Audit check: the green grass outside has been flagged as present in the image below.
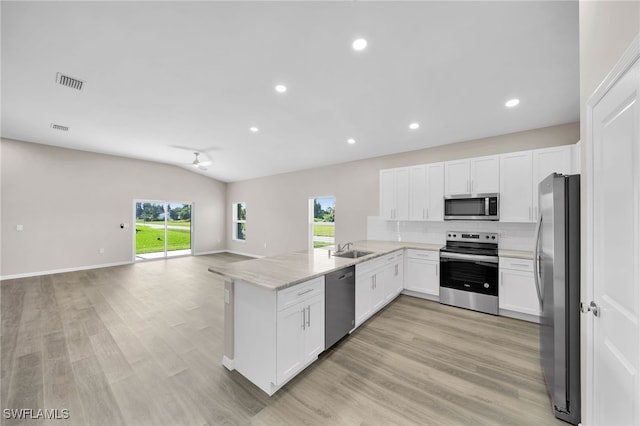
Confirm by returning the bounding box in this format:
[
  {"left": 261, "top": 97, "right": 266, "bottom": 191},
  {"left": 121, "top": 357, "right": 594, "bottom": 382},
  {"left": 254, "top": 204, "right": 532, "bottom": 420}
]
[
  {"left": 136, "top": 220, "right": 191, "bottom": 228},
  {"left": 313, "top": 224, "right": 335, "bottom": 237},
  {"left": 313, "top": 241, "right": 333, "bottom": 248},
  {"left": 136, "top": 226, "right": 191, "bottom": 254}
]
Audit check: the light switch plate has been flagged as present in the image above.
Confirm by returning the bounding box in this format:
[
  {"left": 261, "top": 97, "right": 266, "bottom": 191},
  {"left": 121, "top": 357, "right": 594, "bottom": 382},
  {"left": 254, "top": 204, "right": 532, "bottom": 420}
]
[{"left": 16, "top": 224, "right": 23, "bottom": 231}]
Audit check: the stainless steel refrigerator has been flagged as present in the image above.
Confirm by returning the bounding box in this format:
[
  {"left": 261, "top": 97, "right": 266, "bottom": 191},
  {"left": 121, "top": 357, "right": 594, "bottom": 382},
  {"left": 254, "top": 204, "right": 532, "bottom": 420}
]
[{"left": 534, "top": 173, "right": 581, "bottom": 425}]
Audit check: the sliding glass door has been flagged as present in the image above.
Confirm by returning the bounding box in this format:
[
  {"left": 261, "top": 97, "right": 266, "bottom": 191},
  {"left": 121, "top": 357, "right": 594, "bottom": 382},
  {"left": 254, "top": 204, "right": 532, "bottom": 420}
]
[{"left": 135, "top": 201, "right": 192, "bottom": 260}]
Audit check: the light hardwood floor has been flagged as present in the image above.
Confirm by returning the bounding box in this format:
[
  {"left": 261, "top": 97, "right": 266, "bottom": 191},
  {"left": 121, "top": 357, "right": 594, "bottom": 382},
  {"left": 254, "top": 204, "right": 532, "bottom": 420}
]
[{"left": 1, "top": 254, "right": 564, "bottom": 425}]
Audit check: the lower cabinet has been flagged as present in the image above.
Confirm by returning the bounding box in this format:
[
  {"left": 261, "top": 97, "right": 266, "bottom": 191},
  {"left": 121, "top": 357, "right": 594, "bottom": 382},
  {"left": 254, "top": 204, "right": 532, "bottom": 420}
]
[
  {"left": 355, "top": 251, "right": 403, "bottom": 327},
  {"left": 404, "top": 249, "right": 439, "bottom": 296},
  {"left": 499, "top": 257, "right": 540, "bottom": 320},
  {"left": 233, "top": 276, "right": 325, "bottom": 395},
  {"left": 276, "top": 292, "right": 324, "bottom": 385}
]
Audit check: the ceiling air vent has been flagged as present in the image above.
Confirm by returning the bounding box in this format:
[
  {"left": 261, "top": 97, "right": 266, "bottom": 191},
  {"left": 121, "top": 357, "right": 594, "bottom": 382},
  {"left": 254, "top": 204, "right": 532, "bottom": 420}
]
[
  {"left": 50, "top": 123, "right": 69, "bottom": 131},
  {"left": 56, "top": 72, "right": 84, "bottom": 91}
]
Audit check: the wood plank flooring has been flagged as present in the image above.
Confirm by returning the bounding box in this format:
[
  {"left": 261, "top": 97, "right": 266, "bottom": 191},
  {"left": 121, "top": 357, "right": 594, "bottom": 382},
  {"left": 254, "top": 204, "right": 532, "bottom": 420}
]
[{"left": 1, "top": 253, "right": 564, "bottom": 425}]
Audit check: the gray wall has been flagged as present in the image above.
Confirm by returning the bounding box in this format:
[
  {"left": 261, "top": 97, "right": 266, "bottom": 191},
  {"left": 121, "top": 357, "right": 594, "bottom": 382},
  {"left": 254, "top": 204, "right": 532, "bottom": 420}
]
[
  {"left": 226, "top": 122, "right": 579, "bottom": 257},
  {"left": 1, "top": 138, "right": 227, "bottom": 278}
]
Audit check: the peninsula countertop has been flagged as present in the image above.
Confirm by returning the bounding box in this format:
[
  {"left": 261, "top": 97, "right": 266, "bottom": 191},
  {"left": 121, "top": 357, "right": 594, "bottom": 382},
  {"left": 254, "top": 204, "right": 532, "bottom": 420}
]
[{"left": 208, "top": 240, "right": 442, "bottom": 291}]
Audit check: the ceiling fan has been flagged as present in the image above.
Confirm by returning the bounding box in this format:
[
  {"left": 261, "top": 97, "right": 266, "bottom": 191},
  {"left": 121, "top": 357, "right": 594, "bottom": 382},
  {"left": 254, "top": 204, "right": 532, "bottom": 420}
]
[{"left": 191, "top": 152, "right": 211, "bottom": 171}]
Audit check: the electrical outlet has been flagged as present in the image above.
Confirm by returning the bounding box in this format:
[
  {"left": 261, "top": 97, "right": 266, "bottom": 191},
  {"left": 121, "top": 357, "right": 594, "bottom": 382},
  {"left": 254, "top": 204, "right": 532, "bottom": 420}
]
[{"left": 16, "top": 224, "right": 23, "bottom": 231}]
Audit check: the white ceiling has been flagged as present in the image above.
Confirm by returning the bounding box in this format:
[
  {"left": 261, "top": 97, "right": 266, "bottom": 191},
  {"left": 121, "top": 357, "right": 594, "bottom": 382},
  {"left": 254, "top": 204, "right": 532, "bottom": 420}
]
[{"left": 1, "top": 1, "right": 579, "bottom": 183}]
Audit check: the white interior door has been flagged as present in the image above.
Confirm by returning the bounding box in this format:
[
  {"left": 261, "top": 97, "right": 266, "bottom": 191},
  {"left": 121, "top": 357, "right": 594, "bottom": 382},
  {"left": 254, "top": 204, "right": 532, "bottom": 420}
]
[{"left": 589, "top": 56, "right": 640, "bottom": 425}]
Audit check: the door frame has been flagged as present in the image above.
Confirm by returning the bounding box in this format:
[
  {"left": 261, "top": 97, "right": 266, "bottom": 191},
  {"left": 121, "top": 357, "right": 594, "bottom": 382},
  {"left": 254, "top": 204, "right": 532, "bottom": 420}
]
[
  {"left": 584, "top": 33, "right": 640, "bottom": 425},
  {"left": 132, "top": 199, "right": 195, "bottom": 261}
]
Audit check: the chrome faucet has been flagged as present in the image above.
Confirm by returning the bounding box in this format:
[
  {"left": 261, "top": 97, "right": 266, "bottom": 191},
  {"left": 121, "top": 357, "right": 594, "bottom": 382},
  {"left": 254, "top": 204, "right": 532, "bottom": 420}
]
[{"left": 336, "top": 242, "right": 353, "bottom": 253}]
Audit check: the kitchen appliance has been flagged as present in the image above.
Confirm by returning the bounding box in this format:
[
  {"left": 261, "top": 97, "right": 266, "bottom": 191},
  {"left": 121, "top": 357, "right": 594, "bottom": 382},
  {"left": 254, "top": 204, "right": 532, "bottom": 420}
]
[
  {"left": 324, "top": 266, "right": 355, "bottom": 350},
  {"left": 534, "top": 173, "right": 580, "bottom": 425},
  {"left": 444, "top": 194, "right": 499, "bottom": 220},
  {"left": 439, "top": 231, "right": 499, "bottom": 315}
]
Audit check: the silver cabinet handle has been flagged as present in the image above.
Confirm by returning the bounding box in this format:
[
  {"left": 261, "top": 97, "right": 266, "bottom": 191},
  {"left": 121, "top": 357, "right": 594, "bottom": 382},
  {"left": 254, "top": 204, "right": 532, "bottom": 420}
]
[
  {"left": 395, "top": 264, "right": 398, "bottom": 276},
  {"left": 301, "top": 309, "right": 306, "bottom": 330},
  {"left": 529, "top": 206, "right": 532, "bottom": 221},
  {"left": 306, "top": 305, "right": 311, "bottom": 327},
  {"left": 297, "top": 288, "right": 314, "bottom": 296}
]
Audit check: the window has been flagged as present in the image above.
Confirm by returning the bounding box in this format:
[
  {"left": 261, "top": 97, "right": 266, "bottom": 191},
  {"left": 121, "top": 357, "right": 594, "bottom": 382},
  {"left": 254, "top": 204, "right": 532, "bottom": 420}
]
[
  {"left": 233, "top": 202, "right": 247, "bottom": 241},
  {"left": 309, "top": 196, "right": 335, "bottom": 249}
]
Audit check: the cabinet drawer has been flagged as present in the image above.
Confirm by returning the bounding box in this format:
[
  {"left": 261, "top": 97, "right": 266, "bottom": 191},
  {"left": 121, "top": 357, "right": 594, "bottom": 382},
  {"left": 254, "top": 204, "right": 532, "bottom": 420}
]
[
  {"left": 356, "top": 257, "right": 386, "bottom": 275},
  {"left": 407, "top": 249, "right": 439, "bottom": 261},
  {"left": 500, "top": 257, "right": 534, "bottom": 272},
  {"left": 277, "top": 276, "right": 324, "bottom": 311}
]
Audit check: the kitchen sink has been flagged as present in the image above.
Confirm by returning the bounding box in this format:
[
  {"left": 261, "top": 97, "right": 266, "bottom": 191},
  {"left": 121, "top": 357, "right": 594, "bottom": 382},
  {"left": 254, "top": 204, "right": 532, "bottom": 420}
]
[{"left": 333, "top": 250, "right": 373, "bottom": 259}]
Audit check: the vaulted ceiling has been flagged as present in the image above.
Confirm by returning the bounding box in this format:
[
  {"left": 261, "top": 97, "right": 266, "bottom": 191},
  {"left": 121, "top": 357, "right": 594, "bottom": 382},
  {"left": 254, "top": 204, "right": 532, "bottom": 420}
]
[{"left": 1, "top": 1, "right": 579, "bottom": 182}]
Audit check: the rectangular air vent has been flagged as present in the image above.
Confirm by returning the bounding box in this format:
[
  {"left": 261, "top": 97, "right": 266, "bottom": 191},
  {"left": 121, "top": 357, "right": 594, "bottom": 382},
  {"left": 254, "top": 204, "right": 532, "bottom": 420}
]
[
  {"left": 56, "top": 72, "right": 84, "bottom": 91},
  {"left": 50, "top": 123, "right": 69, "bottom": 131}
]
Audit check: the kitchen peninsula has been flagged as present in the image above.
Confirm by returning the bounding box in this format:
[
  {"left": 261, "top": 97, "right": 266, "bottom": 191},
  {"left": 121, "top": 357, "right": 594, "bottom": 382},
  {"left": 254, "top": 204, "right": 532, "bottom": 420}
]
[{"left": 208, "top": 240, "right": 441, "bottom": 395}]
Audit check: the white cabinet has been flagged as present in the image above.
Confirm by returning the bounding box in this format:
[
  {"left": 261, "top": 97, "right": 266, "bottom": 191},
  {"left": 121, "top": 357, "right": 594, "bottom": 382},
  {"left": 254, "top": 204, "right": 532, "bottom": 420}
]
[
  {"left": 426, "top": 163, "right": 444, "bottom": 220},
  {"left": 355, "top": 251, "right": 403, "bottom": 327},
  {"left": 276, "top": 292, "right": 324, "bottom": 385},
  {"left": 380, "top": 168, "right": 409, "bottom": 220},
  {"left": 499, "top": 151, "right": 534, "bottom": 222},
  {"left": 404, "top": 249, "right": 439, "bottom": 296},
  {"left": 500, "top": 145, "right": 574, "bottom": 223},
  {"left": 499, "top": 257, "right": 540, "bottom": 320},
  {"left": 532, "top": 145, "right": 574, "bottom": 219},
  {"left": 233, "top": 276, "right": 324, "bottom": 395},
  {"left": 408, "top": 165, "right": 427, "bottom": 221},
  {"left": 408, "top": 163, "right": 444, "bottom": 221},
  {"left": 444, "top": 156, "right": 499, "bottom": 196}
]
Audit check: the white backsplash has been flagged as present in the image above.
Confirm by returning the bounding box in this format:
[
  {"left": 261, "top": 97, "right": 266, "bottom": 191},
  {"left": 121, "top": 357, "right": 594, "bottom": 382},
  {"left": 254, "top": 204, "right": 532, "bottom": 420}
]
[{"left": 366, "top": 216, "right": 536, "bottom": 251}]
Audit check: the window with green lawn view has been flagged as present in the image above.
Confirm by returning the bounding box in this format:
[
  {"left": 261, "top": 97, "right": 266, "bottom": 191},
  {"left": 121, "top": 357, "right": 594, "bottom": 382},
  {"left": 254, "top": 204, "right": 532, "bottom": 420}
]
[
  {"left": 135, "top": 201, "right": 192, "bottom": 259},
  {"left": 310, "top": 197, "right": 335, "bottom": 249},
  {"left": 233, "top": 202, "right": 246, "bottom": 241}
]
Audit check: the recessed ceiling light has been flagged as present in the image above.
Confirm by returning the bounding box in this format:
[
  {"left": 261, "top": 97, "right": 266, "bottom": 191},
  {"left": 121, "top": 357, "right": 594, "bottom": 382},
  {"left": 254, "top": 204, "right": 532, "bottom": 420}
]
[
  {"left": 347, "top": 138, "right": 356, "bottom": 144},
  {"left": 505, "top": 98, "right": 520, "bottom": 108},
  {"left": 409, "top": 122, "right": 420, "bottom": 130},
  {"left": 275, "top": 84, "right": 287, "bottom": 93},
  {"left": 249, "top": 126, "right": 259, "bottom": 133},
  {"left": 352, "top": 38, "right": 368, "bottom": 51}
]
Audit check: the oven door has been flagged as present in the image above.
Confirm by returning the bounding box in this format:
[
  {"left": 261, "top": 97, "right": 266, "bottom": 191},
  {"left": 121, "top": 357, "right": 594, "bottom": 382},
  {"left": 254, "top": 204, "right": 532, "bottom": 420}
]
[{"left": 439, "top": 253, "right": 498, "bottom": 296}]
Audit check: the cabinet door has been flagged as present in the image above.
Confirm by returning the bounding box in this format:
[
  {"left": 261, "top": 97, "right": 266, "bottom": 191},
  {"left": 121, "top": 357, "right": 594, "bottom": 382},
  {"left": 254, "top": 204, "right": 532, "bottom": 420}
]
[
  {"left": 499, "top": 268, "right": 540, "bottom": 316},
  {"left": 380, "top": 169, "right": 395, "bottom": 220},
  {"left": 499, "top": 151, "right": 533, "bottom": 222},
  {"left": 395, "top": 168, "right": 410, "bottom": 220},
  {"left": 426, "top": 162, "right": 444, "bottom": 220},
  {"left": 409, "top": 165, "right": 427, "bottom": 220},
  {"left": 387, "top": 257, "right": 404, "bottom": 299},
  {"left": 405, "top": 258, "right": 439, "bottom": 295},
  {"left": 355, "top": 271, "right": 374, "bottom": 326},
  {"left": 470, "top": 155, "right": 499, "bottom": 194},
  {"left": 371, "top": 272, "right": 387, "bottom": 311},
  {"left": 303, "top": 294, "right": 324, "bottom": 361},
  {"left": 276, "top": 303, "right": 305, "bottom": 385},
  {"left": 444, "top": 159, "right": 470, "bottom": 196},
  {"left": 532, "top": 145, "right": 573, "bottom": 219}
]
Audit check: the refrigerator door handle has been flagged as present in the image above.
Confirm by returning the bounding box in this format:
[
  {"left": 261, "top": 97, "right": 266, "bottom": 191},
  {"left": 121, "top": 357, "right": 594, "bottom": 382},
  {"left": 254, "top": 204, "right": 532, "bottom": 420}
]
[{"left": 533, "top": 214, "right": 544, "bottom": 308}]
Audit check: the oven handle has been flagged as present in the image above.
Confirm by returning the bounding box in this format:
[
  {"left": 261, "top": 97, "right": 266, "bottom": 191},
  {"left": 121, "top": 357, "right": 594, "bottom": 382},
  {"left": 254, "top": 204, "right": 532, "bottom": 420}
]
[{"left": 439, "top": 252, "right": 498, "bottom": 264}]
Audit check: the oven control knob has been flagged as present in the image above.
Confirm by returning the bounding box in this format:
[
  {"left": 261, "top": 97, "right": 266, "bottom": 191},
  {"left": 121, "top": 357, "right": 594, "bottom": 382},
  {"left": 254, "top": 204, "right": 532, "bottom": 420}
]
[
  {"left": 448, "top": 234, "right": 451, "bottom": 237},
  {"left": 486, "top": 236, "right": 489, "bottom": 239},
  {"left": 492, "top": 236, "right": 496, "bottom": 239},
  {"left": 484, "top": 283, "right": 489, "bottom": 288}
]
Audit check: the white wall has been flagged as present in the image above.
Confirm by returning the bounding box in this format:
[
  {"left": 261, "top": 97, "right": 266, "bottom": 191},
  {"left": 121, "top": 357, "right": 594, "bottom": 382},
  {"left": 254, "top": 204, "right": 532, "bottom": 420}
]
[
  {"left": 226, "top": 122, "right": 579, "bottom": 257},
  {"left": 1, "top": 138, "right": 227, "bottom": 278}
]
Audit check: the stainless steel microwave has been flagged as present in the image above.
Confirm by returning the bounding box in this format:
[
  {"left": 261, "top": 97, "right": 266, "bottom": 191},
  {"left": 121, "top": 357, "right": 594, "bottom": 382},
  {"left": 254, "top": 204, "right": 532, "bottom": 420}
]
[{"left": 444, "top": 194, "right": 499, "bottom": 220}]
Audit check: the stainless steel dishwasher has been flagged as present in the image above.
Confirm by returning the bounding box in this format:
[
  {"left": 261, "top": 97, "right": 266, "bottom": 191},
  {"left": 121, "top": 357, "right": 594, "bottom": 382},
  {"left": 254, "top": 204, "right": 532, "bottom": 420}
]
[{"left": 324, "top": 266, "right": 355, "bottom": 350}]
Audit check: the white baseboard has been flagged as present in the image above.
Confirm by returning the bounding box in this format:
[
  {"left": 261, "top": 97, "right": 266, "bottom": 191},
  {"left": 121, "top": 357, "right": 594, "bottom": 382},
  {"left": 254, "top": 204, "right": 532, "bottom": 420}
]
[
  {"left": 195, "top": 249, "right": 226, "bottom": 256},
  {"left": 224, "top": 250, "right": 264, "bottom": 259},
  {"left": 499, "top": 308, "right": 540, "bottom": 324},
  {"left": 401, "top": 289, "right": 439, "bottom": 302},
  {"left": 222, "top": 356, "right": 235, "bottom": 371},
  {"left": 0, "top": 260, "right": 133, "bottom": 281}
]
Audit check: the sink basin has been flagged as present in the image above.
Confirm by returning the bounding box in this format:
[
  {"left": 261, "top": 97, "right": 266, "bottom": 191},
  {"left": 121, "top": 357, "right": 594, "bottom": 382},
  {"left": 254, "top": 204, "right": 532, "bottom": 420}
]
[{"left": 333, "top": 250, "right": 373, "bottom": 259}]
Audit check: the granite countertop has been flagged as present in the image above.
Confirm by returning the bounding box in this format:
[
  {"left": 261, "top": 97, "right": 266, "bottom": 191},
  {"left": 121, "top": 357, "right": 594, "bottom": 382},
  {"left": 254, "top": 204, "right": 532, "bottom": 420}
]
[
  {"left": 208, "top": 240, "right": 442, "bottom": 291},
  {"left": 498, "top": 249, "right": 534, "bottom": 260}
]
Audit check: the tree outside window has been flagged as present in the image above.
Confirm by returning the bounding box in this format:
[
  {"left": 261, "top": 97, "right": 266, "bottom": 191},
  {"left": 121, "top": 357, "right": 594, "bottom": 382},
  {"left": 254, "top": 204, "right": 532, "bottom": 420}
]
[{"left": 234, "top": 202, "right": 246, "bottom": 241}]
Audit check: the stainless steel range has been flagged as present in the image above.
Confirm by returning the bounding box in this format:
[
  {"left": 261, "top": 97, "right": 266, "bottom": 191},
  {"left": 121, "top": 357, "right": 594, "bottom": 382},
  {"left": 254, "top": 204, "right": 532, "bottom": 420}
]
[{"left": 439, "top": 231, "right": 499, "bottom": 315}]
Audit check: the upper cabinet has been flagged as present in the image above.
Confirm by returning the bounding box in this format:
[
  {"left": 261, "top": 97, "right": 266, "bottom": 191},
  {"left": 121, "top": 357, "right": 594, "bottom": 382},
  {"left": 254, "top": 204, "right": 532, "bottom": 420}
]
[
  {"left": 408, "top": 163, "right": 444, "bottom": 221},
  {"left": 380, "top": 168, "right": 409, "bottom": 220},
  {"left": 499, "top": 145, "right": 575, "bottom": 222},
  {"left": 444, "top": 156, "right": 499, "bottom": 196}
]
